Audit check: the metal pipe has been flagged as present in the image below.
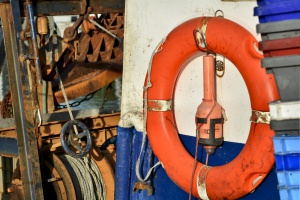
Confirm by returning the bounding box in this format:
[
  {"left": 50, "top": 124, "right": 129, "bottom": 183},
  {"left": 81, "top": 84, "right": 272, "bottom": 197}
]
[
  {"left": 203, "top": 55, "right": 216, "bottom": 101},
  {"left": 100, "top": 136, "right": 117, "bottom": 150},
  {"left": 89, "top": 18, "right": 122, "bottom": 42},
  {"left": 27, "top": 3, "right": 42, "bottom": 84}
]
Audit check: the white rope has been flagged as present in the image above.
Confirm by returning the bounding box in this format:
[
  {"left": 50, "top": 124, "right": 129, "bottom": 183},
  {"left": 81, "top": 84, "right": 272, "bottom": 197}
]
[
  {"left": 55, "top": 67, "right": 74, "bottom": 121},
  {"left": 135, "top": 131, "right": 162, "bottom": 182},
  {"left": 55, "top": 66, "right": 82, "bottom": 144},
  {"left": 135, "top": 38, "right": 166, "bottom": 182}
]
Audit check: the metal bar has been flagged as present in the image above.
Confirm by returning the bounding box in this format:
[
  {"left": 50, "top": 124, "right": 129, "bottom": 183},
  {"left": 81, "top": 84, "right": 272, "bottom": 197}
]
[
  {"left": 0, "top": 1, "right": 43, "bottom": 199},
  {"left": 88, "top": 0, "right": 125, "bottom": 14},
  {"left": 89, "top": 18, "right": 122, "bottom": 41},
  {"left": 27, "top": 3, "right": 42, "bottom": 85},
  {"left": 0, "top": 157, "right": 3, "bottom": 195},
  {"left": 19, "top": 0, "right": 125, "bottom": 17},
  {"left": 20, "top": 0, "right": 87, "bottom": 16},
  {"left": 0, "top": 109, "right": 120, "bottom": 132}
]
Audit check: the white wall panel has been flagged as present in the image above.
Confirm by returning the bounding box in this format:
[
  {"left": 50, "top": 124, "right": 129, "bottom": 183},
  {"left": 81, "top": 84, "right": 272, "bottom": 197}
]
[{"left": 122, "top": 0, "right": 260, "bottom": 143}]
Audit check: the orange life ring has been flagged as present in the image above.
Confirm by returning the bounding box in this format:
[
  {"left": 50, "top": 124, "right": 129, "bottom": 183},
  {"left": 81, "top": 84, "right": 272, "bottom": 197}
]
[{"left": 144, "top": 17, "right": 279, "bottom": 199}]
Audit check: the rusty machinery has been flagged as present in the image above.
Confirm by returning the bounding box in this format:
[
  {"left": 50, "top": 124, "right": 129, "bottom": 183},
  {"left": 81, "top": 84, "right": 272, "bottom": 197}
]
[{"left": 0, "top": 0, "right": 124, "bottom": 199}]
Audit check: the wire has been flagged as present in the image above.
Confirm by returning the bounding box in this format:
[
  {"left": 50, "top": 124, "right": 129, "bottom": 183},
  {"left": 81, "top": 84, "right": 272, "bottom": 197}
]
[
  {"left": 205, "top": 154, "right": 209, "bottom": 165},
  {"left": 188, "top": 130, "right": 200, "bottom": 200},
  {"left": 188, "top": 91, "right": 217, "bottom": 200}
]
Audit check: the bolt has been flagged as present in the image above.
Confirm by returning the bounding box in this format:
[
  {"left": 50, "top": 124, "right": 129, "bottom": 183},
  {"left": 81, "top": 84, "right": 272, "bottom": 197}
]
[{"left": 7, "top": 187, "right": 14, "bottom": 193}]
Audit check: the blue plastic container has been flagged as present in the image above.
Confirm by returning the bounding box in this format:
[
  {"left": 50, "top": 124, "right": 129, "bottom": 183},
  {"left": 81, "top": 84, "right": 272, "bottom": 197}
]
[
  {"left": 258, "top": 12, "right": 300, "bottom": 23},
  {"left": 277, "top": 171, "right": 300, "bottom": 187},
  {"left": 254, "top": 2, "right": 300, "bottom": 16},
  {"left": 273, "top": 136, "right": 300, "bottom": 154},
  {"left": 278, "top": 186, "right": 299, "bottom": 200},
  {"left": 257, "top": 0, "right": 298, "bottom": 6},
  {"left": 275, "top": 154, "right": 300, "bottom": 171},
  {"left": 254, "top": 2, "right": 300, "bottom": 23}
]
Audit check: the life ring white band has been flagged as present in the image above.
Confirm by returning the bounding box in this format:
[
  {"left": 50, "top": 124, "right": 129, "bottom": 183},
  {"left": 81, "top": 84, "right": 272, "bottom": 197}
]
[{"left": 197, "top": 165, "right": 211, "bottom": 200}]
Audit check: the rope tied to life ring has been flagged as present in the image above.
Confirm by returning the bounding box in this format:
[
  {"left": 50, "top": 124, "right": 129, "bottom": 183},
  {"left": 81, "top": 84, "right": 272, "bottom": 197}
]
[
  {"left": 143, "top": 16, "right": 279, "bottom": 199},
  {"left": 133, "top": 38, "right": 167, "bottom": 189}
]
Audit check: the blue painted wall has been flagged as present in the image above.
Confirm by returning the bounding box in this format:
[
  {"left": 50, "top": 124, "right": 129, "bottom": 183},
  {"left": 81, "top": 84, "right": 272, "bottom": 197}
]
[{"left": 116, "top": 127, "right": 280, "bottom": 200}]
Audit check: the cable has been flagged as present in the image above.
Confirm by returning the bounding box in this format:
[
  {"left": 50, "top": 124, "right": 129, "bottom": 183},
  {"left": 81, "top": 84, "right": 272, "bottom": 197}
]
[
  {"left": 55, "top": 67, "right": 75, "bottom": 121},
  {"left": 59, "top": 154, "right": 106, "bottom": 200},
  {"left": 188, "top": 91, "right": 217, "bottom": 200},
  {"left": 188, "top": 130, "right": 200, "bottom": 200}
]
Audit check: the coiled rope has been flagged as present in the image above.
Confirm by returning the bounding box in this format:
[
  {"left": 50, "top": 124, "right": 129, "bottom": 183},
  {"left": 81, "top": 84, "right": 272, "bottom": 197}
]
[{"left": 59, "top": 154, "right": 106, "bottom": 200}]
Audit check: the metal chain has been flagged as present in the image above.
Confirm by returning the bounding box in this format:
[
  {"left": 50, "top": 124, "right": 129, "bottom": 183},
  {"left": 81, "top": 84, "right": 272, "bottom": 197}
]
[
  {"left": 55, "top": 90, "right": 98, "bottom": 109},
  {"left": 100, "top": 83, "right": 112, "bottom": 110},
  {"left": 55, "top": 67, "right": 75, "bottom": 120}
]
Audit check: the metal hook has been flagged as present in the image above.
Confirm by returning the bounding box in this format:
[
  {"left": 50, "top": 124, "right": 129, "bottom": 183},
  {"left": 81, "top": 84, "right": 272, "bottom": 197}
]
[
  {"left": 215, "top": 10, "right": 224, "bottom": 18},
  {"left": 35, "top": 109, "right": 42, "bottom": 127}
]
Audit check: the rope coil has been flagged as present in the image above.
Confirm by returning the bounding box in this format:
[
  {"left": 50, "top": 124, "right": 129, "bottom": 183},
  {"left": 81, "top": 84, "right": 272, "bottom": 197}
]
[{"left": 59, "top": 154, "right": 106, "bottom": 200}]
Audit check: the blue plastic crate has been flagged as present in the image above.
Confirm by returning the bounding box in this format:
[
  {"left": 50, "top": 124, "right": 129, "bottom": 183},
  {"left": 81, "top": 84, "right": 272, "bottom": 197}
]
[
  {"left": 257, "top": 0, "right": 298, "bottom": 6},
  {"left": 279, "top": 186, "right": 299, "bottom": 200},
  {"left": 259, "top": 12, "right": 300, "bottom": 23},
  {"left": 275, "top": 154, "right": 300, "bottom": 171},
  {"left": 254, "top": 1, "right": 300, "bottom": 23},
  {"left": 254, "top": 2, "right": 300, "bottom": 16},
  {"left": 273, "top": 136, "right": 300, "bottom": 154},
  {"left": 277, "top": 171, "right": 300, "bottom": 187}
]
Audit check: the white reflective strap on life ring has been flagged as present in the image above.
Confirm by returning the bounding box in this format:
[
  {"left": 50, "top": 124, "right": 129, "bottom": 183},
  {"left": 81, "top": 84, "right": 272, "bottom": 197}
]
[
  {"left": 197, "top": 165, "right": 211, "bottom": 200},
  {"left": 146, "top": 99, "right": 173, "bottom": 111},
  {"left": 250, "top": 110, "right": 271, "bottom": 124},
  {"left": 197, "top": 18, "right": 209, "bottom": 49}
]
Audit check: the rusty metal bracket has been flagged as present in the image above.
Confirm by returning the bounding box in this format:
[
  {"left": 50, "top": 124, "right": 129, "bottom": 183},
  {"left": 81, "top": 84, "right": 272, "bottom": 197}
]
[
  {"left": 20, "top": 0, "right": 88, "bottom": 16},
  {"left": 133, "top": 181, "right": 154, "bottom": 196},
  {"left": 19, "top": 0, "right": 125, "bottom": 17}
]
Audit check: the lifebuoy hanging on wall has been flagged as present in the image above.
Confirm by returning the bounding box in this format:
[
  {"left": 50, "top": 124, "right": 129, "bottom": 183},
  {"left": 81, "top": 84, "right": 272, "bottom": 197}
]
[{"left": 144, "top": 17, "right": 279, "bottom": 199}]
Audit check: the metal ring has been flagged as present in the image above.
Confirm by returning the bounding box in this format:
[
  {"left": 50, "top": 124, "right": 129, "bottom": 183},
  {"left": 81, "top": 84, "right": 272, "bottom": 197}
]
[{"left": 215, "top": 10, "right": 224, "bottom": 18}]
